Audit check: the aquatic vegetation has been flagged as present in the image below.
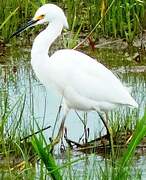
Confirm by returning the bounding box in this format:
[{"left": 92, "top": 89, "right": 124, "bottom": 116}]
[
  {"left": 0, "top": 56, "right": 145, "bottom": 178},
  {"left": 31, "top": 132, "right": 62, "bottom": 180},
  {"left": 0, "top": 0, "right": 146, "bottom": 175},
  {"left": 0, "top": 91, "right": 145, "bottom": 179}
]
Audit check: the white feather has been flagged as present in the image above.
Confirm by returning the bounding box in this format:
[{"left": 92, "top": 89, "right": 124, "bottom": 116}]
[{"left": 30, "top": 4, "right": 138, "bottom": 114}]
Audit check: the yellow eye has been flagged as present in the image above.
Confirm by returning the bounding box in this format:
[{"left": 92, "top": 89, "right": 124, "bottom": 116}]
[{"left": 36, "top": 14, "right": 45, "bottom": 20}]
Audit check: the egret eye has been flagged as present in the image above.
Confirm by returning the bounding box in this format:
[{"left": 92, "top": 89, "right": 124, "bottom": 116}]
[{"left": 37, "top": 14, "right": 45, "bottom": 20}]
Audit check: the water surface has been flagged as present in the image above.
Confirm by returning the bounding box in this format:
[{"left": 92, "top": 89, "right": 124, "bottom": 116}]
[{"left": 0, "top": 45, "right": 146, "bottom": 178}]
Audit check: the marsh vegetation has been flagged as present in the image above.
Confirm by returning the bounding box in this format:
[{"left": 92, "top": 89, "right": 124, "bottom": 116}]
[{"left": 0, "top": 0, "right": 146, "bottom": 179}]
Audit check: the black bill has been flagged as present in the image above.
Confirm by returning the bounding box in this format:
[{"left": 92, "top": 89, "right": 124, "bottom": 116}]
[{"left": 10, "top": 19, "right": 39, "bottom": 38}]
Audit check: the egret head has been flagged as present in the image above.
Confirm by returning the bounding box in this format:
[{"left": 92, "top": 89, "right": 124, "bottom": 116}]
[
  {"left": 33, "top": 4, "right": 68, "bottom": 28},
  {"left": 11, "top": 4, "right": 69, "bottom": 37}
]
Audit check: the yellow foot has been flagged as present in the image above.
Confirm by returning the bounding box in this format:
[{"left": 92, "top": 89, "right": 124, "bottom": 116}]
[{"left": 51, "top": 136, "right": 61, "bottom": 147}]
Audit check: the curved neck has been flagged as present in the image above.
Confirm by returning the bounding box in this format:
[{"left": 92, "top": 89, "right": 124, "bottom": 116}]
[{"left": 31, "top": 22, "right": 63, "bottom": 58}]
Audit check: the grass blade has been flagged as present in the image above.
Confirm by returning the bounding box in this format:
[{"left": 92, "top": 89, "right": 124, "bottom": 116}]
[
  {"left": 120, "top": 112, "right": 146, "bottom": 168},
  {"left": 0, "top": 7, "right": 19, "bottom": 30},
  {"left": 31, "top": 133, "right": 62, "bottom": 180}
]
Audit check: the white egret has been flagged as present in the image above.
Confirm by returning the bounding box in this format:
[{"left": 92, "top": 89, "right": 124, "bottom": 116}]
[{"left": 11, "top": 4, "right": 138, "bottom": 145}]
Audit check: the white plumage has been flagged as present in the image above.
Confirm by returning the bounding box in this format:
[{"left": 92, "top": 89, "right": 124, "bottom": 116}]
[{"left": 12, "top": 4, "right": 138, "bottom": 139}]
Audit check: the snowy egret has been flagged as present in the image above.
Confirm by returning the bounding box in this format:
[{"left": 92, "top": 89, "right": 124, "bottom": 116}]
[{"left": 11, "top": 4, "right": 138, "bottom": 144}]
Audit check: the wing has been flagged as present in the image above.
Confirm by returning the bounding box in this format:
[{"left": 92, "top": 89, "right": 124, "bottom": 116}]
[{"left": 50, "top": 49, "right": 137, "bottom": 107}]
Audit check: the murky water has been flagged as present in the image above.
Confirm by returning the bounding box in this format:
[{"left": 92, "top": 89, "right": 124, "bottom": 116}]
[{"left": 0, "top": 45, "right": 146, "bottom": 178}]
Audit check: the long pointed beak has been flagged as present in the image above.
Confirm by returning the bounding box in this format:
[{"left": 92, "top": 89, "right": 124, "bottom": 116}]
[{"left": 10, "top": 19, "right": 38, "bottom": 38}]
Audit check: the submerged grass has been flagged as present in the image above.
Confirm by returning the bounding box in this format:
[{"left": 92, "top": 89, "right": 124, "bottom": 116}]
[
  {"left": 0, "top": 83, "right": 146, "bottom": 179},
  {"left": 31, "top": 112, "right": 146, "bottom": 179}
]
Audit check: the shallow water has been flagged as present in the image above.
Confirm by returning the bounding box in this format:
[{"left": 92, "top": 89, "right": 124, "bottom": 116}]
[{"left": 0, "top": 45, "right": 146, "bottom": 178}]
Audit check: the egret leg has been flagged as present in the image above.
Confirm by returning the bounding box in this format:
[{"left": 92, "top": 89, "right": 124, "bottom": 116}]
[
  {"left": 96, "top": 111, "right": 114, "bottom": 156},
  {"left": 97, "top": 112, "right": 110, "bottom": 136},
  {"left": 51, "top": 105, "right": 69, "bottom": 147},
  {"left": 51, "top": 114, "right": 67, "bottom": 146}
]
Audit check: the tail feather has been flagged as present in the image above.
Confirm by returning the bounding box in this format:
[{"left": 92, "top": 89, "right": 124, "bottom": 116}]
[{"left": 127, "top": 97, "right": 138, "bottom": 108}]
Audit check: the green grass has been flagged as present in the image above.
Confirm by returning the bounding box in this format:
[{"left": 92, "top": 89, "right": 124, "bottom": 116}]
[
  {"left": 0, "top": 83, "right": 146, "bottom": 179},
  {"left": 31, "top": 135, "right": 62, "bottom": 180},
  {"left": 0, "top": 33, "right": 146, "bottom": 178},
  {"left": 0, "top": 0, "right": 145, "bottom": 44},
  {"left": 31, "top": 112, "right": 146, "bottom": 180}
]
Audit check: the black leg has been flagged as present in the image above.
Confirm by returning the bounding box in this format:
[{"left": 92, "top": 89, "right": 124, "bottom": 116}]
[
  {"left": 51, "top": 112, "right": 67, "bottom": 147},
  {"left": 96, "top": 111, "right": 114, "bottom": 156},
  {"left": 97, "top": 112, "right": 110, "bottom": 136}
]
